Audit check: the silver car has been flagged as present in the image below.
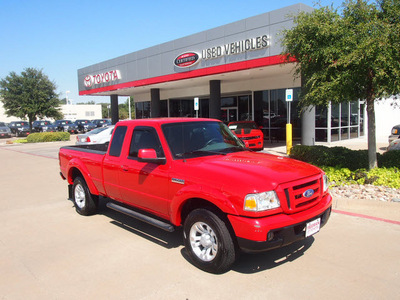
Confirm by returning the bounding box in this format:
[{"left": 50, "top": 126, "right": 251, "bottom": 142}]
[{"left": 76, "top": 125, "right": 115, "bottom": 145}]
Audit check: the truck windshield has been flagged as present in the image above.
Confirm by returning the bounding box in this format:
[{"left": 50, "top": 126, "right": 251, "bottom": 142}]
[{"left": 162, "top": 121, "right": 246, "bottom": 159}]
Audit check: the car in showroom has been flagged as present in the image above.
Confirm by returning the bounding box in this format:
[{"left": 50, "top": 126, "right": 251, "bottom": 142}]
[
  {"left": 8, "top": 121, "right": 30, "bottom": 137},
  {"left": 228, "top": 121, "right": 264, "bottom": 151},
  {"left": 32, "top": 120, "right": 57, "bottom": 132},
  {"left": 92, "top": 119, "right": 112, "bottom": 128},
  {"left": 0, "top": 122, "right": 12, "bottom": 138},
  {"left": 389, "top": 124, "right": 400, "bottom": 144},
  {"left": 76, "top": 125, "right": 115, "bottom": 145},
  {"left": 73, "top": 119, "right": 96, "bottom": 133}
]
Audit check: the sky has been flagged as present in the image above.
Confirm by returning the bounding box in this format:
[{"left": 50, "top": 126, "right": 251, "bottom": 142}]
[{"left": 0, "top": 0, "right": 344, "bottom": 105}]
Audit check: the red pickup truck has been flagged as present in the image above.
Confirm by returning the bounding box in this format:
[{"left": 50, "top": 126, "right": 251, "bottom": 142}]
[{"left": 59, "top": 118, "right": 332, "bottom": 273}]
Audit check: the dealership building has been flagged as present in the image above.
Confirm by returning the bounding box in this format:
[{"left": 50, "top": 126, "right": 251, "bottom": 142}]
[{"left": 77, "top": 3, "right": 398, "bottom": 144}]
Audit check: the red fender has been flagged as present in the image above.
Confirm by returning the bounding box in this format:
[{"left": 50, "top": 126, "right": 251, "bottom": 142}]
[
  {"left": 66, "top": 158, "right": 100, "bottom": 196},
  {"left": 169, "top": 184, "right": 239, "bottom": 226}
]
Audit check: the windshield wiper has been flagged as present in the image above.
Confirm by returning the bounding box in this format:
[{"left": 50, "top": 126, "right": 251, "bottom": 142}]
[{"left": 177, "top": 150, "right": 227, "bottom": 158}]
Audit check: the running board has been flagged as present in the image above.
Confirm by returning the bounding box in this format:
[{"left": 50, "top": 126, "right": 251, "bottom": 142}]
[{"left": 106, "top": 202, "right": 175, "bottom": 232}]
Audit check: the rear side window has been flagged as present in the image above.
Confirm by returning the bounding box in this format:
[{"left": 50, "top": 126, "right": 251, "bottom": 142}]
[{"left": 109, "top": 126, "right": 127, "bottom": 157}]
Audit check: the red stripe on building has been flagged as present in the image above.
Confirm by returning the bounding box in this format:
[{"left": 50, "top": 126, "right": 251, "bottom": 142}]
[{"left": 79, "top": 55, "right": 293, "bottom": 96}]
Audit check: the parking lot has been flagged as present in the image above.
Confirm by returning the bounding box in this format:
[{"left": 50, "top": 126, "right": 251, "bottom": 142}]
[{"left": 0, "top": 140, "right": 399, "bottom": 299}]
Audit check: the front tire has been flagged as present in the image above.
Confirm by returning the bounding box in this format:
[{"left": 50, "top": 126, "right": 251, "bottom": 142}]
[
  {"left": 183, "top": 208, "right": 237, "bottom": 274},
  {"left": 72, "top": 176, "right": 98, "bottom": 216}
]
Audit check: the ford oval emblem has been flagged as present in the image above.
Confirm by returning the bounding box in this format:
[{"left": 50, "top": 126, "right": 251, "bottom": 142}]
[
  {"left": 303, "top": 189, "right": 315, "bottom": 198},
  {"left": 174, "top": 52, "right": 200, "bottom": 68}
]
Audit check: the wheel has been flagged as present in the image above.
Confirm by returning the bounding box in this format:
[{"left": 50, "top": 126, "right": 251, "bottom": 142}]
[
  {"left": 72, "top": 176, "right": 98, "bottom": 216},
  {"left": 183, "top": 208, "right": 237, "bottom": 274}
]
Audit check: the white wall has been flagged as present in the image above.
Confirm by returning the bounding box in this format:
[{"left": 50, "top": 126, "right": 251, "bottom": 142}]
[
  {"left": 375, "top": 97, "right": 400, "bottom": 142},
  {"left": 60, "top": 104, "right": 102, "bottom": 121},
  {"left": 0, "top": 103, "right": 102, "bottom": 122}
]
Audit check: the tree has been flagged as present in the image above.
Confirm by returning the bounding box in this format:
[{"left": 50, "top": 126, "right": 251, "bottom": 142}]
[
  {"left": 282, "top": 0, "right": 400, "bottom": 169},
  {"left": 118, "top": 97, "right": 135, "bottom": 120},
  {"left": 0, "top": 68, "right": 63, "bottom": 131}
]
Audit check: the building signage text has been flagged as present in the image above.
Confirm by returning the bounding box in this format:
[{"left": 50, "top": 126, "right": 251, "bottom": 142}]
[
  {"left": 202, "top": 35, "right": 270, "bottom": 60},
  {"left": 84, "top": 70, "right": 121, "bottom": 88}
]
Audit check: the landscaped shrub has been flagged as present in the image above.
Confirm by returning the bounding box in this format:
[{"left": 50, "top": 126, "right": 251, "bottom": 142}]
[
  {"left": 27, "top": 132, "right": 70, "bottom": 143},
  {"left": 289, "top": 145, "right": 400, "bottom": 188},
  {"left": 378, "top": 150, "right": 400, "bottom": 169},
  {"left": 290, "top": 145, "right": 396, "bottom": 170}
]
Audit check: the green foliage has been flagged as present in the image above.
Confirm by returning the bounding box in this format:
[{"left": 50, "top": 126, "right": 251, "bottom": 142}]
[
  {"left": 0, "top": 68, "right": 63, "bottom": 129},
  {"left": 378, "top": 150, "right": 400, "bottom": 168},
  {"left": 290, "top": 145, "right": 369, "bottom": 170},
  {"left": 26, "top": 132, "right": 70, "bottom": 143},
  {"left": 324, "top": 166, "right": 400, "bottom": 189},
  {"left": 282, "top": 0, "right": 400, "bottom": 107},
  {"left": 282, "top": 0, "right": 400, "bottom": 169},
  {"left": 290, "top": 144, "right": 400, "bottom": 188}
]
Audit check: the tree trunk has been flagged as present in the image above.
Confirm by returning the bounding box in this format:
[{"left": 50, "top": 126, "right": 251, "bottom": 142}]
[{"left": 366, "top": 97, "right": 377, "bottom": 169}]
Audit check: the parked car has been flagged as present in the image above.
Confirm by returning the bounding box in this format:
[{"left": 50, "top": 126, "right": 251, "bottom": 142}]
[
  {"left": 32, "top": 120, "right": 57, "bottom": 132},
  {"left": 0, "top": 122, "right": 12, "bottom": 138},
  {"left": 228, "top": 121, "right": 264, "bottom": 151},
  {"left": 54, "top": 120, "right": 78, "bottom": 134},
  {"left": 92, "top": 119, "right": 112, "bottom": 128},
  {"left": 387, "top": 139, "right": 400, "bottom": 151},
  {"left": 76, "top": 125, "right": 115, "bottom": 145},
  {"left": 388, "top": 124, "right": 400, "bottom": 144},
  {"left": 73, "top": 119, "right": 96, "bottom": 133},
  {"left": 8, "top": 121, "right": 30, "bottom": 137}
]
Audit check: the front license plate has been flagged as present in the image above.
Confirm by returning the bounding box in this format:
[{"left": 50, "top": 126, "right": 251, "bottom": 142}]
[{"left": 305, "top": 218, "right": 321, "bottom": 237}]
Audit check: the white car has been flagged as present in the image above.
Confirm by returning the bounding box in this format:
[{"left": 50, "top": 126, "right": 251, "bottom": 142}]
[{"left": 76, "top": 125, "right": 115, "bottom": 145}]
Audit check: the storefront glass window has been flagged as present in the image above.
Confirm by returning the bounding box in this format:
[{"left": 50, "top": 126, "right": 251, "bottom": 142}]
[
  {"left": 341, "top": 102, "right": 349, "bottom": 140},
  {"left": 315, "top": 106, "right": 328, "bottom": 142},
  {"left": 169, "top": 99, "right": 195, "bottom": 117},
  {"left": 221, "top": 97, "right": 237, "bottom": 108},
  {"left": 135, "top": 101, "right": 151, "bottom": 119},
  {"left": 238, "top": 95, "right": 252, "bottom": 120},
  {"left": 160, "top": 100, "right": 168, "bottom": 117}
]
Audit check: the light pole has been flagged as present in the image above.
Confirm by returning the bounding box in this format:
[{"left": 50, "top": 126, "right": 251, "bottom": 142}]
[{"left": 66, "top": 91, "right": 70, "bottom": 105}]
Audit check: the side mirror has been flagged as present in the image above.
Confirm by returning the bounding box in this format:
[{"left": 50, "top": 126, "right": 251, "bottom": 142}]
[{"left": 138, "top": 149, "right": 166, "bottom": 164}]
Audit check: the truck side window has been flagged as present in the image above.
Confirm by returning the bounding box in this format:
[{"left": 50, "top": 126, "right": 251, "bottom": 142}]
[
  {"left": 109, "top": 126, "right": 127, "bottom": 157},
  {"left": 129, "top": 127, "right": 164, "bottom": 158}
]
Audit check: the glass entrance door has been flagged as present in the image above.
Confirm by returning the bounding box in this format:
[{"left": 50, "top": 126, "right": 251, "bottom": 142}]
[{"left": 221, "top": 108, "right": 238, "bottom": 123}]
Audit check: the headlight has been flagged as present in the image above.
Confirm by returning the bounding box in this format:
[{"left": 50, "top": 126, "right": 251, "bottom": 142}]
[
  {"left": 323, "top": 174, "right": 329, "bottom": 193},
  {"left": 392, "top": 128, "right": 398, "bottom": 135},
  {"left": 244, "top": 191, "right": 280, "bottom": 212}
]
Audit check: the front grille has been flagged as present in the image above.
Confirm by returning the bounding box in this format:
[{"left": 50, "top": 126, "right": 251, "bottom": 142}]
[{"left": 278, "top": 175, "right": 322, "bottom": 213}]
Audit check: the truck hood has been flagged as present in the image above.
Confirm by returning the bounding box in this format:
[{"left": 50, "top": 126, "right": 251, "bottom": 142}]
[{"left": 184, "top": 151, "right": 322, "bottom": 192}]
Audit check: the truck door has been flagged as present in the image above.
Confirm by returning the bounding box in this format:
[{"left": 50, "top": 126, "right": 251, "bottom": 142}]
[
  {"left": 118, "top": 126, "right": 170, "bottom": 217},
  {"left": 103, "top": 125, "right": 127, "bottom": 201}
]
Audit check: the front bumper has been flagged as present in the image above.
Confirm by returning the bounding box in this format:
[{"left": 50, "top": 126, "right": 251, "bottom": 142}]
[
  {"left": 228, "top": 194, "right": 332, "bottom": 253},
  {"left": 236, "top": 207, "right": 331, "bottom": 253}
]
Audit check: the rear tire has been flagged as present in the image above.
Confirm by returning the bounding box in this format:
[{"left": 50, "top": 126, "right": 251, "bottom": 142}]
[
  {"left": 183, "top": 208, "right": 237, "bottom": 274},
  {"left": 72, "top": 176, "right": 98, "bottom": 216}
]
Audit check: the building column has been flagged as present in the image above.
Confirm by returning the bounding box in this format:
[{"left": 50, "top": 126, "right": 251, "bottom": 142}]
[
  {"left": 209, "top": 80, "right": 221, "bottom": 119},
  {"left": 110, "top": 94, "right": 119, "bottom": 125},
  {"left": 301, "top": 106, "right": 316, "bottom": 145},
  {"left": 151, "top": 88, "right": 160, "bottom": 118}
]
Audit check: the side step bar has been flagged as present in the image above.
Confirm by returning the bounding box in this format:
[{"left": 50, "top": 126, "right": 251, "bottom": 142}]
[{"left": 106, "top": 202, "right": 175, "bottom": 232}]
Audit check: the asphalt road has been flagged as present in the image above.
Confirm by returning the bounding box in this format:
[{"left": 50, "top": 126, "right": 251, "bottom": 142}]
[{"left": 0, "top": 140, "right": 399, "bottom": 299}]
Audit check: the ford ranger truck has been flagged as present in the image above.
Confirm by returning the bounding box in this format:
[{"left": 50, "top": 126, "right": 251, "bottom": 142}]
[{"left": 59, "top": 118, "right": 332, "bottom": 273}]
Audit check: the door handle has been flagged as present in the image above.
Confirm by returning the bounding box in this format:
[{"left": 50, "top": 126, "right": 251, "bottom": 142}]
[{"left": 121, "top": 165, "right": 129, "bottom": 172}]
